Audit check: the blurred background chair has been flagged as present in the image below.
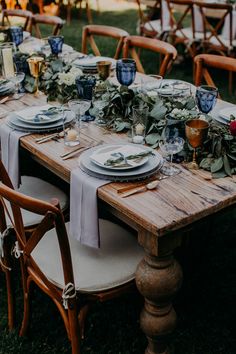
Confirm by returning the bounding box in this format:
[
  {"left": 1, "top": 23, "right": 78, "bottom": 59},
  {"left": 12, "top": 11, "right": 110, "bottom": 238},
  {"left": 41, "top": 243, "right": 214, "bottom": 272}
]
[
  {"left": 123, "top": 35, "right": 177, "bottom": 77},
  {"left": 31, "top": 14, "right": 65, "bottom": 38},
  {"left": 1, "top": 9, "right": 33, "bottom": 31},
  {"left": 167, "top": 0, "right": 197, "bottom": 58},
  {"left": 0, "top": 179, "right": 144, "bottom": 354},
  {"left": 136, "top": 0, "right": 171, "bottom": 39},
  {"left": 0, "top": 159, "right": 69, "bottom": 331},
  {"left": 82, "top": 24, "right": 129, "bottom": 59},
  {"left": 195, "top": 2, "right": 234, "bottom": 57},
  {"left": 194, "top": 53, "right": 236, "bottom": 96}
]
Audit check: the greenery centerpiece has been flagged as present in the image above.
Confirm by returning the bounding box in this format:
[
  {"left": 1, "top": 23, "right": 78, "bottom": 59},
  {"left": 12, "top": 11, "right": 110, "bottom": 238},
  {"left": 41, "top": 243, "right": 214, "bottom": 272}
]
[{"left": 23, "top": 56, "right": 236, "bottom": 177}]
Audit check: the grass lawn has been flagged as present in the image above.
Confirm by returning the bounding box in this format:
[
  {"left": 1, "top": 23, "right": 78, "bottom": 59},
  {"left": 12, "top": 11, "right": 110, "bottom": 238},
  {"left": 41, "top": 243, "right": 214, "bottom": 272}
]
[{"left": 0, "top": 4, "right": 235, "bottom": 354}]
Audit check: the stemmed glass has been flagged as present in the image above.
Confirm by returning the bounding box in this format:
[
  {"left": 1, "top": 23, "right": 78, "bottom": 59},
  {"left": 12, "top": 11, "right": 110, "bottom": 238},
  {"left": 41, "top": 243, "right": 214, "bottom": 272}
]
[
  {"left": 27, "top": 57, "right": 45, "bottom": 97},
  {"left": 68, "top": 99, "right": 91, "bottom": 129},
  {"left": 159, "top": 129, "right": 185, "bottom": 176},
  {"left": 116, "top": 59, "right": 136, "bottom": 87},
  {"left": 9, "top": 71, "right": 25, "bottom": 99},
  {"left": 196, "top": 85, "right": 218, "bottom": 114},
  {"left": 185, "top": 119, "right": 209, "bottom": 170}
]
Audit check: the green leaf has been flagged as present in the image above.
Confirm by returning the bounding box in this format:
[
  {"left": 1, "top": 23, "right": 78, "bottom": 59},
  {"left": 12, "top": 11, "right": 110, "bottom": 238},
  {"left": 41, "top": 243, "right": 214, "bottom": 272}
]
[
  {"left": 212, "top": 169, "right": 227, "bottom": 178},
  {"left": 145, "top": 133, "right": 161, "bottom": 145},
  {"left": 150, "top": 103, "right": 167, "bottom": 120},
  {"left": 114, "top": 122, "right": 131, "bottom": 132},
  {"left": 211, "top": 157, "right": 224, "bottom": 173},
  {"left": 223, "top": 154, "right": 232, "bottom": 176},
  {"left": 199, "top": 157, "right": 212, "bottom": 171}
]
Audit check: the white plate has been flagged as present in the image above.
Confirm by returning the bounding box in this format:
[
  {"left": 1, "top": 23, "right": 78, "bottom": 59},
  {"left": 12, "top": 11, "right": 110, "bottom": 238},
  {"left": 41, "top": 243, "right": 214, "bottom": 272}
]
[
  {"left": 16, "top": 105, "right": 62, "bottom": 125},
  {"left": 73, "top": 56, "right": 116, "bottom": 69},
  {"left": 218, "top": 107, "right": 236, "bottom": 121},
  {"left": 90, "top": 144, "right": 150, "bottom": 170}
]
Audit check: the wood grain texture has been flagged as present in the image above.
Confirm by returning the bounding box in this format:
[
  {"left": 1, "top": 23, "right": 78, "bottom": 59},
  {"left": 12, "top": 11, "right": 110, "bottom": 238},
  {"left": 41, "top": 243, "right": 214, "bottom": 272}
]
[{"left": 1, "top": 92, "right": 236, "bottom": 240}]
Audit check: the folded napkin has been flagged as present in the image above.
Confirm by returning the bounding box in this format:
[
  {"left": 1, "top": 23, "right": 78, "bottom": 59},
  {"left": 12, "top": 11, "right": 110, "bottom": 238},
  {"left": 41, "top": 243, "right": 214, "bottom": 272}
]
[
  {"left": 17, "top": 104, "right": 56, "bottom": 121},
  {"left": 90, "top": 145, "right": 148, "bottom": 166},
  {"left": 0, "top": 124, "right": 28, "bottom": 188},
  {"left": 70, "top": 168, "right": 110, "bottom": 248}
]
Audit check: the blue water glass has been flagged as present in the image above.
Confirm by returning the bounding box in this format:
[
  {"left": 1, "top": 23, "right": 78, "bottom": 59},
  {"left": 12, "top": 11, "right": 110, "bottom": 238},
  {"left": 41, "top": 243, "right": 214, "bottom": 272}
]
[
  {"left": 9, "top": 26, "right": 23, "bottom": 47},
  {"left": 48, "top": 35, "right": 64, "bottom": 56},
  {"left": 195, "top": 85, "right": 218, "bottom": 114},
  {"left": 116, "top": 58, "right": 136, "bottom": 86},
  {"left": 75, "top": 76, "right": 96, "bottom": 121}
]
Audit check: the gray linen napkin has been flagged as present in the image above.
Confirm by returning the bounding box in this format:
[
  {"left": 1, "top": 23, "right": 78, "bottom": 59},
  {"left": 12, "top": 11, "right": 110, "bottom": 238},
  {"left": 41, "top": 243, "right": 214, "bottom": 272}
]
[
  {"left": 0, "top": 123, "right": 28, "bottom": 188},
  {"left": 70, "top": 168, "right": 110, "bottom": 248}
]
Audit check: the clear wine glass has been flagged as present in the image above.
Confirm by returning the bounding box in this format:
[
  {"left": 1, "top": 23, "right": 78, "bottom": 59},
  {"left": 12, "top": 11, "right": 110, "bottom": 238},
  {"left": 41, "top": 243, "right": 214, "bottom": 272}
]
[
  {"left": 159, "top": 136, "right": 185, "bottom": 176},
  {"left": 9, "top": 71, "right": 25, "bottom": 99},
  {"left": 68, "top": 99, "right": 91, "bottom": 129},
  {"left": 195, "top": 85, "right": 218, "bottom": 114}
]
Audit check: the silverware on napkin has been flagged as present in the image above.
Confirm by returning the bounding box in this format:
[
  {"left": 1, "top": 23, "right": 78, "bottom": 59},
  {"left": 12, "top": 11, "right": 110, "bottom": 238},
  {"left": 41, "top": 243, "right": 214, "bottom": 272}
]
[{"left": 60, "top": 140, "right": 103, "bottom": 160}]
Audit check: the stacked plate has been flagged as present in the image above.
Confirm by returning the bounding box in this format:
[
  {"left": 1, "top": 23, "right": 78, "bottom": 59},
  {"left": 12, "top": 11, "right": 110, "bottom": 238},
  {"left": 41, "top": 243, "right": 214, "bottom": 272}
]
[
  {"left": 7, "top": 104, "right": 73, "bottom": 133},
  {"left": 73, "top": 56, "right": 116, "bottom": 73},
  {"left": 214, "top": 107, "right": 235, "bottom": 125},
  {"left": 79, "top": 143, "right": 163, "bottom": 181},
  {"left": 0, "top": 79, "right": 14, "bottom": 96}
]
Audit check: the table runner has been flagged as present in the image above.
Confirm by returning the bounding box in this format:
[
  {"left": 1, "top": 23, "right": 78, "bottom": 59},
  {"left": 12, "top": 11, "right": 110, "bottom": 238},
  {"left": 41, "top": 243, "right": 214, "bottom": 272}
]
[
  {"left": 0, "top": 123, "right": 28, "bottom": 188},
  {"left": 70, "top": 168, "right": 110, "bottom": 248}
]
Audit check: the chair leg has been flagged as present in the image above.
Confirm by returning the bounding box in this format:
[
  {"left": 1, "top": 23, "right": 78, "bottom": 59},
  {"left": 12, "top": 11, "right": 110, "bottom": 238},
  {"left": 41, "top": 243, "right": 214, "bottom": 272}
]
[
  {"left": 5, "top": 269, "right": 14, "bottom": 330},
  {"left": 19, "top": 274, "right": 32, "bottom": 336},
  {"left": 78, "top": 304, "right": 91, "bottom": 339}
]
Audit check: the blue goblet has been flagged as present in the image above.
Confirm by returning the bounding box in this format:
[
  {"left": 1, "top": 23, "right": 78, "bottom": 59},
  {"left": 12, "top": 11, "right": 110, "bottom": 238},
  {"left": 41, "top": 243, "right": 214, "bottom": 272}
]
[
  {"left": 116, "top": 58, "right": 136, "bottom": 87},
  {"left": 75, "top": 75, "right": 96, "bottom": 122},
  {"left": 9, "top": 26, "right": 23, "bottom": 48},
  {"left": 48, "top": 35, "right": 64, "bottom": 56},
  {"left": 196, "top": 85, "right": 218, "bottom": 114}
]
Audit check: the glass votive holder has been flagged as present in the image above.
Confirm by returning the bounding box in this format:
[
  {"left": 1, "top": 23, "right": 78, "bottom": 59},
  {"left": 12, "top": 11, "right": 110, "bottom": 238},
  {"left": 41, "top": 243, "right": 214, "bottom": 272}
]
[
  {"left": 131, "top": 105, "right": 148, "bottom": 144},
  {"left": 63, "top": 105, "right": 80, "bottom": 147},
  {"left": 48, "top": 35, "right": 64, "bottom": 56},
  {"left": 116, "top": 58, "right": 136, "bottom": 87},
  {"left": 9, "top": 26, "right": 23, "bottom": 47}
]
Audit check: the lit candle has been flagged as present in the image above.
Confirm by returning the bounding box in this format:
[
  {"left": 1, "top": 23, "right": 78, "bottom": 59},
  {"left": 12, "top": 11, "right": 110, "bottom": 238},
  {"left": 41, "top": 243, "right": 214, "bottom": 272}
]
[
  {"left": 1, "top": 47, "right": 14, "bottom": 78},
  {"left": 67, "top": 129, "right": 78, "bottom": 141},
  {"left": 135, "top": 123, "right": 145, "bottom": 135}
]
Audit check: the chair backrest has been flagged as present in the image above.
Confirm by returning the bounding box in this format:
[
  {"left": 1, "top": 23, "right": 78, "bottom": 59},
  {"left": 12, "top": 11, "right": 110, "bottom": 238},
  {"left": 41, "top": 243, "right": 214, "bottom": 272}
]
[
  {"left": 195, "top": 2, "right": 233, "bottom": 53},
  {"left": 167, "top": 0, "right": 195, "bottom": 40},
  {"left": 1, "top": 9, "right": 33, "bottom": 32},
  {"left": 32, "top": 14, "right": 65, "bottom": 39},
  {"left": 194, "top": 53, "right": 236, "bottom": 96},
  {"left": 81, "top": 25, "right": 129, "bottom": 60},
  {"left": 136, "top": 0, "right": 163, "bottom": 38},
  {"left": 0, "top": 165, "right": 75, "bottom": 309},
  {"left": 123, "top": 35, "right": 177, "bottom": 76}
]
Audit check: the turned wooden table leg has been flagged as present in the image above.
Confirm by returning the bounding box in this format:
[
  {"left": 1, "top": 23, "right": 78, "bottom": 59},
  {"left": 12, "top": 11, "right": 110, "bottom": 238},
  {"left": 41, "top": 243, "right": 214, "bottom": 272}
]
[{"left": 136, "top": 232, "right": 183, "bottom": 354}]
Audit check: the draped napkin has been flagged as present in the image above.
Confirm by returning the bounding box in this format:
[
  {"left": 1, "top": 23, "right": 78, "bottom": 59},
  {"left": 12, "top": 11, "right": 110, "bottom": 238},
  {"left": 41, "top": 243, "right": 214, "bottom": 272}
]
[
  {"left": 70, "top": 168, "right": 110, "bottom": 248},
  {"left": 0, "top": 123, "right": 28, "bottom": 188}
]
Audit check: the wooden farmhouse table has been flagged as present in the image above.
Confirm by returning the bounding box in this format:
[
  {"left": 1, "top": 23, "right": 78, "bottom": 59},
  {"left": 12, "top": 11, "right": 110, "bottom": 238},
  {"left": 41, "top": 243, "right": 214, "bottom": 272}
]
[{"left": 1, "top": 89, "right": 236, "bottom": 353}]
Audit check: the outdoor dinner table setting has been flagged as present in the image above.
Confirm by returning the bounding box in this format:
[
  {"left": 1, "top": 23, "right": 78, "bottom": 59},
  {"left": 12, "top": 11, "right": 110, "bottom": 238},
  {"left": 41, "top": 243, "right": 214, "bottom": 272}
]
[{"left": 1, "top": 31, "right": 236, "bottom": 354}]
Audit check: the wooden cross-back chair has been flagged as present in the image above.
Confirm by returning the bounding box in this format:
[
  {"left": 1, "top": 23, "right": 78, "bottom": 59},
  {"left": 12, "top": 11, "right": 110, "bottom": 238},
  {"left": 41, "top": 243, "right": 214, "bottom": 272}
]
[
  {"left": 136, "top": 0, "right": 164, "bottom": 38},
  {"left": 32, "top": 14, "right": 65, "bottom": 39},
  {"left": 194, "top": 54, "right": 236, "bottom": 97},
  {"left": 123, "top": 35, "right": 177, "bottom": 77},
  {"left": 195, "top": 2, "right": 234, "bottom": 56},
  {"left": 81, "top": 25, "right": 129, "bottom": 59},
  {"left": 0, "top": 169, "right": 144, "bottom": 353},
  {"left": 0, "top": 159, "right": 68, "bottom": 331},
  {"left": 167, "top": 0, "right": 197, "bottom": 57},
  {"left": 1, "top": 9, "right": 33, "bottom": 31}
]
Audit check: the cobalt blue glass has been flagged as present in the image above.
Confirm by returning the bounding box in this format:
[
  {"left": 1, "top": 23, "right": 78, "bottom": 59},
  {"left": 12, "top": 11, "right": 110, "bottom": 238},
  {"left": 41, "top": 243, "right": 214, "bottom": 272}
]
[
  {"left": 195, "top": 85, "right": 218, "bottom": 114},
  {"left": 48, "top": 35, "right": 64, "bottom": 56},
  {"left": 75, "top": 75, "right": 96, "bottom": 121},
  {"left": 9, "top": 26, "right": 23, "bottom": 47},
  {"left": 116, "top": 59, "right": 136, "bottom": 87}
]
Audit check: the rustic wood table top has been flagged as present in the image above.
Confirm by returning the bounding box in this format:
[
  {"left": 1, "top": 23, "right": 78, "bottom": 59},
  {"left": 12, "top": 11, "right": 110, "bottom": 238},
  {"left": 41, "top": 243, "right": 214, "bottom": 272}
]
[{"left": 1, "top": 68, "right": 236, "bottom": 354}]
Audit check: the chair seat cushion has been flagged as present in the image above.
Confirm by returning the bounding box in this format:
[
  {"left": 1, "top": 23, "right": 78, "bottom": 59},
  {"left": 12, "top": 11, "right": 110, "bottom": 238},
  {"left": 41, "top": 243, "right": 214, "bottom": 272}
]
[
  {"left": 32, "top": 219, "right": 145, "bottom": 293},
  {"left": 6, "top": 176, "right": 68, "bottom": 227},
  {"left": 208, "top": 35, "right": 236, "bottom": 48},
  {"left": 175, "top": 28, "right": 207, "bottom": 40},
  {"left": 143, "top": 20, "right": 171, "bottom": 35}
]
